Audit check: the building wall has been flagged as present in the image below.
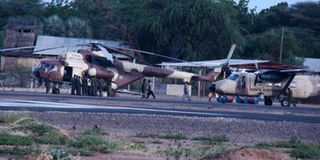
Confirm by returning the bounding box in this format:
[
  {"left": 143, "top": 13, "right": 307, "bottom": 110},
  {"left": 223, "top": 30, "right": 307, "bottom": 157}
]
[{"left": 0, "top": 56, "right": 40, "bottom": 70}]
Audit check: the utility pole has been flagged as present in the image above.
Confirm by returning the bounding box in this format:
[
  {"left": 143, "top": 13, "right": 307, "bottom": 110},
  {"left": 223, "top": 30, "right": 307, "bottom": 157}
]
[{"left": 279, "top": 27, "right": 285, "bottom": 63}]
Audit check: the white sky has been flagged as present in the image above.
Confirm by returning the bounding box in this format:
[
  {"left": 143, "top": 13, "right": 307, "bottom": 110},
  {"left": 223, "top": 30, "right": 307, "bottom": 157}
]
[{"left": 235, "top": 0, "right": 317, "bottom": 11}]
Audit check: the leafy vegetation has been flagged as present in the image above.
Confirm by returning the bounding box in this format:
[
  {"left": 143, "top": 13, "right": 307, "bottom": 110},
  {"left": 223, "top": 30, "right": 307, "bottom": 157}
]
[
  {"left": 68, "top": 129, "right": 120, "bottom": 153},
  {"left": 256, "top": 137, "right": 304, "bottom": 149},
  {"left": 256, "top": 137, "right": 320, "bottom": 159},
  {"left": 0, "top": 146, "right": 41, "bottom": 156},
  {"left": 135, "top": 132, "right": 187, "bottom": 141},
  {"left": 1, "top": 0, "right": 319, "bottom": 64},
  {"left": 10, "top": 118, "right": 69, "bottom": 145},
  {"left": 161, "top": 142, "right": 229, "bottom": 160},
  {"left": 0, "top": 133, "right": 33, "bottom": 146}
]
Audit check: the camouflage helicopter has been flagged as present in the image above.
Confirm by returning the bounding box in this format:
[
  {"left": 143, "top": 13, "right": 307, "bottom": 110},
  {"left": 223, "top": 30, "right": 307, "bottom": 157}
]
[
  {"left": 209, "top": 62, "right": 320, "bottom": 107},
  {"left": 29, "top": 43, "right": 235, "bottom": 95}
]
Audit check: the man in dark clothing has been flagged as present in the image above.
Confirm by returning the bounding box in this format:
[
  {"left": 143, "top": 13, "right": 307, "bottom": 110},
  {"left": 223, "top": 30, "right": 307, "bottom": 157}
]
[
  {"left": 75, "top": 76, "right": 81, "bottom": 95},
  {"left": 97, "top": 78, "right": 103, "bottom": 97},
  {"left": 71, "top": 75, "right": 76, "bottom": 95},
  {"left": 91, "top": 77, "right": 97, "bottom": 96},
  {"left": 44, "top": 78, "right": 51, "bottom": 94},
  {"left": 82, "top": 77, "right": 88, "bottom": 96},
  {"left": 146, "top": 80, "right": 155, "bottom": 99},
  {"left": 105, "top": 78, "right": 112, "bottom": 97},
  {"left": 141, "top": 79, "right": 146, "bottom": 98}
]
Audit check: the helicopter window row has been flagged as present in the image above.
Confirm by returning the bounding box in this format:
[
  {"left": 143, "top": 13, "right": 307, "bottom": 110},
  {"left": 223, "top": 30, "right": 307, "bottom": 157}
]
[
  {"left": 250, "top": 88, "right": 272, "bottom": 92},
  {"left": 34, "top": 63, "right": 54, "bottom": 71},
  {"left": 85, "top": 55, "right": 113, "bottom": 68},
  {"left": 227, "top": 73, "right": 239, "bottom": 81}
]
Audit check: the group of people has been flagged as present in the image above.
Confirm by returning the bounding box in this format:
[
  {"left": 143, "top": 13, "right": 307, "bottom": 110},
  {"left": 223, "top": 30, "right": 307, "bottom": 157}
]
[
  {"left": 70, "top": 75, "right": 109, "bottom": 97},
  {"left": 141, "top": 79, "right": 155, "bottom": 99}
]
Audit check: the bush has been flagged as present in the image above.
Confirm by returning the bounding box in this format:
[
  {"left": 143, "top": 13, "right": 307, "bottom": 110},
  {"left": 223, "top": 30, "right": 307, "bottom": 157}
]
[
  {"left": 291, "top": 144, "right": 320, "bottom": 159},
  {"left": 10, "top": 118, "right": 69, "bottom": 145},
  {"left": 0, "top": 146, "right": 41, "bottom": 156},
  {"left": 83, "top": 128, "right": 107, "bottom": 136},
  {"left": 192, "top": 135, "right": 229, "bottom": 145},
  {"left": 256, "top": 137, "right": 304, "bottom": 149},
  {"left": 163, "top": 133, "right": 188, "bottom": 141},
  {"left": 0, "top": 133, "right": 33, "bottom": 146},
  {"left": 68, "top": 134, "right": 120, "bottom": 153}
]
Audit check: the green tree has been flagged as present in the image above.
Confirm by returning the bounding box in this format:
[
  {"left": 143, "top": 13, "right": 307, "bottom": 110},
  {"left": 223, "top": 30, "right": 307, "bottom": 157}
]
[
  {"left": 243, "top": 28, "right": 304, "bottom": 65},
  {"left": 91, "top": 0, "right": 244, "bottom": 62}
]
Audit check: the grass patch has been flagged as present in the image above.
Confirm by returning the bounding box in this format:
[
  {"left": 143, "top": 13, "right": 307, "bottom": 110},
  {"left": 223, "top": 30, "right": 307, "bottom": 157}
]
[
  {"left": 161, "top": 144, "right": 229, "bottom": 159},
  {"left": 135, "top": 132, "right": 187, "bottom": 141},
  {"left": 256, "top": 137, "right": 304, "bottom": 149},
  {"left": 192, "top": 135, "right": 229, "bottom": 145},
  {"left": 291, "top": 144, "right": 320, "bottom": 159},
  {"left": 128, "top": 143, "right": 148, "bottom": 152},
  {"left": 256, "top": 137, "right": 320, "bottom": 159},
  {"left": 134, "top": 132, "right": 161, "bottom": 139},
  {"left": 69, "top": 134, "right": 120, "bottom": 153},
  {"left": 0, "top": 133, "right": 33, "bottom": 146},
  {"left": 10, "top": 118, "right": 69, "bottom": 145},
  {"left": 162, "top": 132, "right": 187, "bottom": 141},
  {"left": 185, "top": 146, "right": 229, "bottom": 158},
  {"left": 83, "top": 128, "right": 108, "bottom": 136},
  {"left": 0, "top": 112, "right": 29, "bottom": 123},
  {"left": 0, "top": 146, "right": 41, "bottom": 156}
]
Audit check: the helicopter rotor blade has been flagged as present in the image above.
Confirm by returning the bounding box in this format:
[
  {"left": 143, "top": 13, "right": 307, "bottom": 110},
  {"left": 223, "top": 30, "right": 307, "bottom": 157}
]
[
  {"left": 105, "top": 46, "right": 186, "bottom": 62},
  {"left": 0, "top": 46, "right": 35, "bottom": 52}
]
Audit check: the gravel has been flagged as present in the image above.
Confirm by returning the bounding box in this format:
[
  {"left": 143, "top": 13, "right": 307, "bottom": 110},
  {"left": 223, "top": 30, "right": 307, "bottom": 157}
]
[{"left": 31, "top": 111, "right": 320, "bottom": 144}]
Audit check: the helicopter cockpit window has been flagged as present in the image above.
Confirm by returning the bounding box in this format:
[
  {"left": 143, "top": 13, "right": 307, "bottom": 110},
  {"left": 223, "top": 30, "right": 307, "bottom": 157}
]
[
  {"left": 227, "top": 73, "right": 239, "bottom": 81},
  {"left": 85, "top": 55, "right": 113, "bottom": 67}
]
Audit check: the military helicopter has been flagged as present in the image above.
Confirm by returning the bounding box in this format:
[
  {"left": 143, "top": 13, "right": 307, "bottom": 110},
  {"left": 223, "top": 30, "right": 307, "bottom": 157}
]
[
  {"left": 209, "top": 62, "right": 320, "bottom": 107},
  {"left": 29, "top": 43, "right": 237, "bottom": 96}
]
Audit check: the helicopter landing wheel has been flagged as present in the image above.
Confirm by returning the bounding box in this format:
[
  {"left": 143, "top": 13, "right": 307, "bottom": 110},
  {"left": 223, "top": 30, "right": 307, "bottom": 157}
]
[{"left": 280, "top": 98, "right": 291, "bottom": 107}]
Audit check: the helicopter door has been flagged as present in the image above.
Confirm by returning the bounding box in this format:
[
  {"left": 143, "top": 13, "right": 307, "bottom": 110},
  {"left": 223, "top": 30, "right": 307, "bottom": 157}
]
[{"left": 63, "top": 66, "right": 73, "bottom": 81}]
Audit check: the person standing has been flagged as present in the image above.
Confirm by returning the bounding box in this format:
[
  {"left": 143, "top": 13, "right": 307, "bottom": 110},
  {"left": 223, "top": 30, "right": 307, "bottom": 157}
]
[
  {"left": 44, "top": 78, "right": 51, "bottom": 94},
  {"left": 105, "top": 78, "right": 112, "bottom": 97},
  {"left": 183, "top": 82, "right": 191, "bottom": 101},
  {"left": 75, "top": 76, "right": 81, "bottom": 95},
  {"left": 71, "top": 75, "right": 76, "bottom": 95},
  {"left": 91, "top": 77, "right": 97, "bottom": 96},
  {"left": 97, "top": 78, "right": 103, "bottom": 97},
  {"left": 141, "top": 79, "right": 146, "bottom": 98},
  {"left": 82, "top": 77, "right": 88, "bottom": 96},
  {"left": 146, "top": 80, "right": 155, "bottom": 99}
]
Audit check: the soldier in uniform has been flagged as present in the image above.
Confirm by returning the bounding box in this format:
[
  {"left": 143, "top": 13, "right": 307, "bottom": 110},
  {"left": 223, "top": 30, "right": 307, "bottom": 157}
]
[
  {"left": 97, "top": 78, "right": 103, "bottom": 97},
  {"left": 141, "top": 79, "right": 146, "bottom": 98},
  {"left": 75, "top": 76, "right": 82, "bottom": 95},
  {"left": 44, "top": 78, "right": 51, "bottom": 94},
  {"left": 82, "top": 76, "right": 88, "bottom": 96},
  {"left": 105, "top": 78, "right": 112, "bottom": 97},
  {"left": 91, "top": 77, "right": 97, "bottom": 96},
  {"left": 71, "top": 75, "right": 76, "bottom": 95}
]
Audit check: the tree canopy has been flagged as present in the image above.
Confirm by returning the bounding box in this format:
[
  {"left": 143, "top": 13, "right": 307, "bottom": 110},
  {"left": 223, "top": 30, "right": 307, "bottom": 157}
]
[{"left": 0, "top": 0, "right": 319, "bottom": 64}]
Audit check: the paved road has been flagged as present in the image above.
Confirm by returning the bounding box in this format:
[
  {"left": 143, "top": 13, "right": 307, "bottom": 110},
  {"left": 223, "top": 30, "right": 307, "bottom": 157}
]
[{"left": 0, "top": 91, "right": 319, "bottom": 123}]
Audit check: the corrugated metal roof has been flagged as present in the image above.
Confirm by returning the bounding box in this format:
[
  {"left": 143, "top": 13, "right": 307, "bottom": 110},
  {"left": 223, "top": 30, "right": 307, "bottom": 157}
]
[{"left": 33, "top": 35, "right": 130, "bottom": 56}]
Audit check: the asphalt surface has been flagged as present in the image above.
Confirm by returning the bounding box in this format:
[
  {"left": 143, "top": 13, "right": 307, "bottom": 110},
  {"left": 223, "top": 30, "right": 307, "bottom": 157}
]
[{"left": 0, "top": 91, "right": 319, "bottom": 123}]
